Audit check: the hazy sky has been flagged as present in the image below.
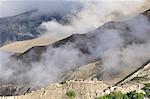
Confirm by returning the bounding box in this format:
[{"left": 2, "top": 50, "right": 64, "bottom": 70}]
[
  {"left": 0, "top": 0, "right": 144, "bottom": 18},
  {"left": 0, "top": 0, "right": 82, "bottom": 18}
]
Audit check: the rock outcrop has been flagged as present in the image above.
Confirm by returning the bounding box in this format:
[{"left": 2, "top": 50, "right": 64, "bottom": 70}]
[
  {"left": 116, "top": 62, "right": 150, "bottom": 86},
  {"left": 0, "top": 80, "right": 108, "bottom": 99},
  {"left": 0, "top": 85, "right": 34, "bottom": 96},
  {"left": 0, "top": 79, "right": 148, "bottom": 99}
]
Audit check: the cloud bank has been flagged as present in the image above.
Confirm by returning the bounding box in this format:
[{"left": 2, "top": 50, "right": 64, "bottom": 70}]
[{"left": 39, "top": 0, "right": 150, "bottom": 36}]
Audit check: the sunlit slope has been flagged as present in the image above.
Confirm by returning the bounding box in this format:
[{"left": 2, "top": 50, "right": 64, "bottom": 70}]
[{"left": 0, "top": 33, "right": 71, "bottom": 53}]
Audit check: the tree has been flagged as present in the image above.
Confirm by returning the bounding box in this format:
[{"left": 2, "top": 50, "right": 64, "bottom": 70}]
[{"left": 66, "top": 90, "right": 76, "bottom": 99}]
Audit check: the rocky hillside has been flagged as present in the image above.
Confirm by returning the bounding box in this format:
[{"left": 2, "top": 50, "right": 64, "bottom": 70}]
[
  {"left": 116, "top": 61, "right": 150, "bottom": 86},
  {"left": 10, "top": 15, "right": 150, "bottom": 85},
  {"left": 0, "top": 9, "right": 150, "bottom": 99},
  {"left": 0, "top": 9, "right": 67, "bottom": 46},
  {"left": 10, "top": 9, "right": 150, "bottom": 63},
  {"left": 0, "top": 63, "right": 150, "bottom": 99}
]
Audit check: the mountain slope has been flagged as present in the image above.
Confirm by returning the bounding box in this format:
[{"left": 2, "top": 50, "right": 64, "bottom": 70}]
[
  {"left": 0, "top": 9, "right": 66, "bottom": 46},
  {"left": 0, "top": 9, "right": 150, "bottom": 98},
  {"left": 0, "top": 11, "right": 150, "bottom": 85},
  {"left": 0, "top": 33, "right": 71, "bottom": 53}
]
